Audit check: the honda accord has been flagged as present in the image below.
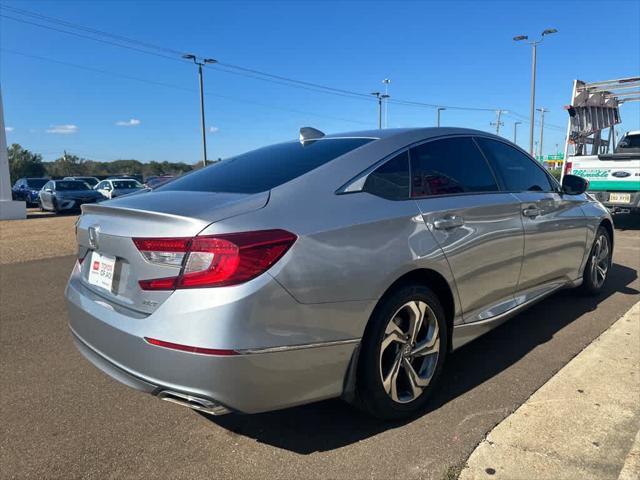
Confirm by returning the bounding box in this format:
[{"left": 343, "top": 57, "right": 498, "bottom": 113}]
[{"left": 66, "top": 127, "right": 613, "bottom": 419}]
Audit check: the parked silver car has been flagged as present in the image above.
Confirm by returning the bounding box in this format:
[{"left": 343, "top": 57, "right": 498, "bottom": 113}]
[
  {"left": 66, "top": 128, "right": 613, "bottom": 419},
  {"left": 39, "top": 180, "right": 104, "bottom": 213}
]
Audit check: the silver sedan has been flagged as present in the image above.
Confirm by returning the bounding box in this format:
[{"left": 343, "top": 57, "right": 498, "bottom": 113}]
[{"left": 66, "top": 127, "right": 613, "bottom": 419}]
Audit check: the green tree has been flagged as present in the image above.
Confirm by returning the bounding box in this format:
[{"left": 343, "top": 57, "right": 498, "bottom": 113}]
[
  {"left": 7, "top": 144, "right": 46, "bottom": 183},
  {"left": 46, "top": 153, "right": 88, "bottom": 178}
]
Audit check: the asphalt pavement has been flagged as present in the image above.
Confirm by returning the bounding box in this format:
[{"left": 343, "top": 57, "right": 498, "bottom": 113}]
[{"left": 1, "top": 216, "right": 638, "bottom": 480}]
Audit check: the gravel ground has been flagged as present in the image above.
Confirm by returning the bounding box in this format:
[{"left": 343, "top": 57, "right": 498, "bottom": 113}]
[{"left": 0, "top": 210, "right": 78, "bottom": 265}]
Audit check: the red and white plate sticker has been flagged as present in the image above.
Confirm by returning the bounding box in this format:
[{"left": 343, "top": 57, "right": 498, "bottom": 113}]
[{"left": 88, "top": 252, "right": 116, "bottom": 292}]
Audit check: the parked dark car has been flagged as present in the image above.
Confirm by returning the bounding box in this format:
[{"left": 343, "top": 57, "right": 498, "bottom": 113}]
[
  {"left": 11, "top": 177, "right": 49, "bottom": 206},
  {"left": 64, "top": 176, "right": 100, "bottom": 188},
  {"left": 39, "top": 180, "right": 104, "bottom": 213}
]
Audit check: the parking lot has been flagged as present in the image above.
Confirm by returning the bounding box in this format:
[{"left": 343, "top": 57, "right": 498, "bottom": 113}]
[{"left": 0, "top": 213, "right": 638, "bottom": 480}]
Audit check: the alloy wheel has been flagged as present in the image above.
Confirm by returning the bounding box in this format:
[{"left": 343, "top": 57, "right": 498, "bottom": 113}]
[
  {"left": 590, "top": 233, "right": 610, "bottom": 289},
  {"left": 379, "top": 300, "right": 440, "bottom": 404}
]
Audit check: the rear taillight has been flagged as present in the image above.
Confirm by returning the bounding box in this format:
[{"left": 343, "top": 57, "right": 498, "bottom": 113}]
[
  {"left": 564, "top": 161, "right": 573, "bottom": 175},
  {"left": 133, "top": 229, "right": 296, "bottom": 290}
]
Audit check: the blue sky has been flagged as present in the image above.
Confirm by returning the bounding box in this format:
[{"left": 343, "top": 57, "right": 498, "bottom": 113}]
[{"left": 1, "top": 0, "right": 639, "bottom": 163}]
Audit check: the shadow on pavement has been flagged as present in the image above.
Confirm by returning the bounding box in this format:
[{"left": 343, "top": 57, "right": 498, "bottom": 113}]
[{"left": 205, "top": 261, "right": 638, "bottom": 454}]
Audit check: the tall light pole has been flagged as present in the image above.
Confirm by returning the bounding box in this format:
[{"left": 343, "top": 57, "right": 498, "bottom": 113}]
[
  {"left": 382, "top": 78, "right": 391, "bottom": 128},
  {"left": 536, "top": 107, "right": 549, "bottom": 160},
  {"left": 371, "top": 92, "right": 388, "bottom": 129},
  {"left": 183, "top": 54, "right": 217, "bottom": 167},
  {"left": 513, "top": 28, "right": 558, "bottom": 156},
  {"left": 513, "top": 121, "right": 522, "bottom": 143},
  {"left": 437, "top": 107, "right": 446, "bottom": 127}
]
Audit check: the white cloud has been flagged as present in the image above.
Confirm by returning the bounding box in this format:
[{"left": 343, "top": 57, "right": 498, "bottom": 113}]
[
  {"left": 115, "top": 118, "right": 141, "bottom": 127},
  {"left": 5, "top": 126, "right": 14, "bottom": 132},
  {"left": 46, "top": 124, "right": 78, "bottom": 134},
  {"left": 209, "top": 126, "right": 219, "bottom": 133}
]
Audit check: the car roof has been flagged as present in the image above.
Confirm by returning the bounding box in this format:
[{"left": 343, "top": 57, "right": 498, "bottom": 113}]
[{"left": 321, "top": 127, "right": 494, "bottom": 141}]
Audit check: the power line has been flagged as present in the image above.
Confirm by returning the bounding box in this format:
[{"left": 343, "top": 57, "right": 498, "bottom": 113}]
[
  {"left": 1, "top": 6, "right": 506, "bottom": 113},
  {"left": 0, "top": 4, "right": 186, "bottom": 56},
  {"left": 0, "top": 14, "right": 184, "bottom": 64},
  {"left": 1, "top": 48, "right": 371, "bottom": 125}
]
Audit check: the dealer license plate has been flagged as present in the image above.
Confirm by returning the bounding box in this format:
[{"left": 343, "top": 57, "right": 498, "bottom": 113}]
[{"left": 88, "top": 252, "right": 116, "bottom": 292}]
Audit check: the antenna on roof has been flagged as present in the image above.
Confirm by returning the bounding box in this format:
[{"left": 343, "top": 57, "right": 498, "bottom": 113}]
[{"left": 299, "top": 127, "right": 325, "bottom": 145}]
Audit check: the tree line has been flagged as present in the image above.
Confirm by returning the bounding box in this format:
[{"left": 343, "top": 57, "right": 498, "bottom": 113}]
[{"left": 7, "top": 144, "right": 195, "bottom": 183}]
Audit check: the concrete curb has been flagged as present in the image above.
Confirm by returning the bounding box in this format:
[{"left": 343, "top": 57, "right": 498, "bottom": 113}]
[
  {"left": 459, "top": 301, "right": 640, "bottom": 480},
  {"left": 618, "top": 429, "right": 640, "bottom": 480}
]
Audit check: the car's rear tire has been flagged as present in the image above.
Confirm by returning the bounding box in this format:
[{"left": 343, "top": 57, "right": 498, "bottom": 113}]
[
  {"left": 355, "top": 284, "right": 448, "bottom": 420},
  {"left": 580, "top": 225, "right": 612, "bottom": 295}
]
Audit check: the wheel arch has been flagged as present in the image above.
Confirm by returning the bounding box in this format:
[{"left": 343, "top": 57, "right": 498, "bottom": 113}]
[
  {"left": 599, "top": 218, "right": 614, "bottom": 251},
  {"left": 342, "top": 267, "right": 457, "bottom": 404}
]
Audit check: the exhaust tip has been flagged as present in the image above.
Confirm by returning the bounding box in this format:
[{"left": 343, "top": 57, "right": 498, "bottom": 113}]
[{"left": 157, "top": 390, "right": 231, "bottom": 415}]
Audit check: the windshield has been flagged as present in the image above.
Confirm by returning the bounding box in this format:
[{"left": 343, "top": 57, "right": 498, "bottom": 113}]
[
  {"left": 158, "top": 138, "right": 374, "bottom": 194},
  {"left": 26, "top": 179, "right": 48, "bottom": 189},
  {"left": 77, "top": 177, "right": 99, "bottom": 187},
  {"left": 56, "top": 181, "right": 90, "bottom": 191},
  {"left": 617, "top": 134, "right": 640, "bottom": 150},
  {"left": 112, "top": 180, "right": 142, "bottom": 189}
]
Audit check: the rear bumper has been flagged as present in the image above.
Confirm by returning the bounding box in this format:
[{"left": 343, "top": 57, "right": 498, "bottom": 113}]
[
  {"left": 589, "top": 190, "right": 640, "bottom": 212},
  {"left": 65, "top": 265, "right": 361, "bottom": 414}
]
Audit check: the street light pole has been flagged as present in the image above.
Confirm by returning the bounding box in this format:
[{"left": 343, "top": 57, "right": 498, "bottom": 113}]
[
  {"left": 528, "top": 42, "right": 537, "bottom": 155},
  {"left": 437, "top": 107, "right": 446, "bottom": 127},
  {"left": 513, "top": 28, "right": 557, "bottom": 156},
  {"left": 513, "top": 121, "right": 522, "bottom": 143},
  {"left": 372, "top": 91, "right": 390, "bottom": 129},
  {"left": 183, "top": 54, "right": 217, "bottom": 167},
  {"left": 537, "top": 107, "right": 549, "bottom": 160}
]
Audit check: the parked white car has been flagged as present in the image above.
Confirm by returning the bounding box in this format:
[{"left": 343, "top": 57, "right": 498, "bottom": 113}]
[{"left": 94, "top": 179, "right": 145, "bottom": 199}]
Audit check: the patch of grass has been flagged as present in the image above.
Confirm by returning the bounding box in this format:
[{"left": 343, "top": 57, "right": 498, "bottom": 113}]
[{"left": 442, "top": 462, "right": 465, "bottom": 480}]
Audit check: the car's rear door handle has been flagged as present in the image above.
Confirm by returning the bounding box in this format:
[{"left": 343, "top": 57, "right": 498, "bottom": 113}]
[
  {"left": 433, "top": 215, "right": 464, "bottom": 230},
  {"left": 522, "top": 206, "right": 541, "bottom": 218}
]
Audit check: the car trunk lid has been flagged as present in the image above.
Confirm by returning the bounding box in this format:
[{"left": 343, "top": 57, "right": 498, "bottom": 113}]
[{"left": 75, "top": 190, "right": 269, "bottom": 314}]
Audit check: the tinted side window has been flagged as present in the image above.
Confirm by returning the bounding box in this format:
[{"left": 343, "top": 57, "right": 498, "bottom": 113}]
[
  {"left": 363, "top": 151, "right": 410, "bottom": 200},
  {"left": 409, "top": 137, "right": 498, "bottom": 197},
  {"left": 476, "top": 138, "right": 553, "bottom": 192}
]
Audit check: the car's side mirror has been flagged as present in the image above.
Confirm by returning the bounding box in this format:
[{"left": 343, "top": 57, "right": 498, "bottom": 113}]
[
  {"left": 45, "top": 188, "right": 53, "bottom": 193},
  {"left": 562, "top": 174, "right": 589, "bottom": 195}
]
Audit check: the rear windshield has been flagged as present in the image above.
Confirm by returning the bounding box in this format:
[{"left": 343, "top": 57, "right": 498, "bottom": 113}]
[
  {"left": 26, "top": 179, "right": 48, "bottom": 189},
  {"left": 56, "top": 181, "right": 90, "bottom": 191},
  {"left": 112, "top": 180, "right": 142, "bottom": 189},
  {"left": 158, "top": 138, "right": 374, "bottom": 194},
  {"left": 77, "top": 177, "right": 99, "bottom": 186}
]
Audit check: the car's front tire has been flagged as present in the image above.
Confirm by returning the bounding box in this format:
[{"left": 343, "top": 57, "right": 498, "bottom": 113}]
[
  {"left": 356, "top": 284, "right": 448, "bottom": 420},
  {"left": 581, "top": 225, "right": 612, "bottom": 295}
]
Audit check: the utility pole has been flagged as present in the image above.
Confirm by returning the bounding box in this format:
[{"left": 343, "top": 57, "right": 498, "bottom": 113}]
[
  {"left": 437, "top": 107, "right": 446, "bottom": 127},
  {"left": 513, "top": 28, "right": 558, "bottom": 155},
  {"left": 513, "top": 121, "right": 522, "bottom": 143},
  {"left": 537, "top": 107, "right": 549, "bottom": 160},
  {"left": 490, "top": 109, "right": 508, "bottom": 135},
  {"left": 382, "top": 79, "right": 391, "bottom": 128},
  {"left": 183, "top": 54, "right": 217, "bottom": 167}
]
